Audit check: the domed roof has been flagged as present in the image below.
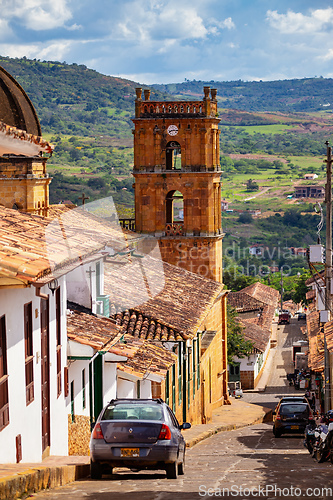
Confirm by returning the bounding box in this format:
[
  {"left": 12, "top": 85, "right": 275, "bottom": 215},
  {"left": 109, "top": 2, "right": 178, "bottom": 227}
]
[{"left": 0, "top": 64, "right": 41, "bottom": 136}]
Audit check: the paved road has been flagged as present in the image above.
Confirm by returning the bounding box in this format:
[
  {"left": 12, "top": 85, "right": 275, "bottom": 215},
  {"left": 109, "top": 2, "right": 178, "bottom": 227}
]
[
  {"left": 243, "top": 317, "right": 308, "bottom": 410},
  {"left": 29, "top": 423, "right": 333, "bottom": 499},
  {"left": 32, "top": 318, "right": 333, "bottom": 499}
]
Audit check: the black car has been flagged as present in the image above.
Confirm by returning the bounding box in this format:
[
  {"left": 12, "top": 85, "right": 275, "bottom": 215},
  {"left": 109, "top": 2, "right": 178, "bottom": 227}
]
[
  {"left": 274, "top": 395, "right": 308, "bottom": 413},
  {"left": 298, "top": 312, "right": 306, "bottom": 321},
  {"left": 273, "top": 402, "right": 313, "bottom": 437},
  {"left": 90, "top": 398, "right": 191, "bottom": 479}
]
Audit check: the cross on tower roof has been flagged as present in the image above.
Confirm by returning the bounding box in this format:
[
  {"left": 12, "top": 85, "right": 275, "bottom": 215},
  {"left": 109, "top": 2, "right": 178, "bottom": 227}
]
[{"left": 79, "top": 193, "right": 90, "bottom": 206}]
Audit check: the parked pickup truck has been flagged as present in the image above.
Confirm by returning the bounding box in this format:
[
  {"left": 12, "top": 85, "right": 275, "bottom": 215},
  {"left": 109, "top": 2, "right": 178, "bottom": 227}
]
[{"left": 278, "top": 311, "right": 290, "bottom": 325}]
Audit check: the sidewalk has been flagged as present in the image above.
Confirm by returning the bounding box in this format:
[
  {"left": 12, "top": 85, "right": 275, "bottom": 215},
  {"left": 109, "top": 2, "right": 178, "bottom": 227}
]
[{"left": 0, "top": 400, "right": 272, "bottom": 500}]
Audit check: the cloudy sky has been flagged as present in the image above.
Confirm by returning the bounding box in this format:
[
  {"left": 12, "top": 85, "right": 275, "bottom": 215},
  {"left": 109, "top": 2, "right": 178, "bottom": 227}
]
[{"left": 1, "top": 0, "right": 333, "bottom": 84}]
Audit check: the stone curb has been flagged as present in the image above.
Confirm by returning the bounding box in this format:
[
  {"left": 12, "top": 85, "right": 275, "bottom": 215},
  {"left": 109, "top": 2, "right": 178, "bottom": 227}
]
[{"left": 0, "top": 463, "right": 90, "bottom": 500}]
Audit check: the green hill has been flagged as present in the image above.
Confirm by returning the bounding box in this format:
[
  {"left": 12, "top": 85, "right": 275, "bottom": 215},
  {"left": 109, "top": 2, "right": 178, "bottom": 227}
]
[{"left": 152, "top": 78, "right": 333, "bottom": 113}]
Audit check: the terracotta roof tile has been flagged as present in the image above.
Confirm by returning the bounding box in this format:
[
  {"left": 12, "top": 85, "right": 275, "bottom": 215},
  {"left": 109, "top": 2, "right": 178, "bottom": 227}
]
[
  {"left": 239, "top": 319, "right": 271, "bottom": 353},
  {"left": 106, "top": 257, "right": 225, "bottom": 340},
  {"left": 67, "top": 309, "right": 176, "bottom": 378},
  {"left": 239, "top": 282, "right": 280, "bottom": 308},
  {"left": 0, "top": 205, "right": 139, "bottom": 282}
]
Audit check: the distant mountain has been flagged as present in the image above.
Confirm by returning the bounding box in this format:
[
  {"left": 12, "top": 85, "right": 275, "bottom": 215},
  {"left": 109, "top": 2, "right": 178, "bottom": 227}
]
[{"left": 152, "top": 78, "right": 333, "bottom": 113}]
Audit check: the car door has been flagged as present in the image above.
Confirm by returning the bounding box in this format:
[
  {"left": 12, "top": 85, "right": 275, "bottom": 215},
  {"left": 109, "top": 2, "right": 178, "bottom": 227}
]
[{"left": 166, "top": 406, "right": 185, "bottom": 453}]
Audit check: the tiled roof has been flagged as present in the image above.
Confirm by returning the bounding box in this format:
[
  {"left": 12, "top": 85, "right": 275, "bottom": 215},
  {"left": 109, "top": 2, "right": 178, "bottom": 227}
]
[
  {"left": 114, "top": 310, "right": 183, "bottom": 342},
  {"left": 0, "top": 120, "right": 53, "bottom": 156},
  {"left": 228, "top": 292, "right": 264, "bottom": 312},
  {"left": 67, "top": 309, "right": 176, "bottom": 379},
  {"left": 240, "top": 282, "right": 280, "bottom": 308},
  {"left": 239, "top": 319, "right": 271, "bottom": 353},
  {"left": 0, "top": 205, "right": 137, "bottom": 283},
  {"left": 228, "top": 282, "right": 279, "bottom": 316},
  {"left": 305, "top": 270, "right": 325, "bottom": 286},
  {"left": 106, "top": 258, "right": 225, "bottom": 340},
  {"left": 306, "top": 289, "right": 316, "bottom": 300},
  {"left": 118, "top": 340, "right": 176, "bottom": 380}
]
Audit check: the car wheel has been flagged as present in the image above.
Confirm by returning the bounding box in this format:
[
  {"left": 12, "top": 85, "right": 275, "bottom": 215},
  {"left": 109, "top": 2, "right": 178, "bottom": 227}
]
[
  {"left": 90, "top": 460, "right": 102, "bottom": 480},
  {"left": 178, "top": 452, "right": 185, "bottom": 475},
  {"left": 165, "top": 462, "right": 178, "bottom": 479}
]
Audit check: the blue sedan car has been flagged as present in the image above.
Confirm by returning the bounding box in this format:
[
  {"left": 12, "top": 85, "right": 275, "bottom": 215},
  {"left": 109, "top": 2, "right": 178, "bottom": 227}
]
[{"left": 90, "top": 398, "right": 191, "bottom": 479}]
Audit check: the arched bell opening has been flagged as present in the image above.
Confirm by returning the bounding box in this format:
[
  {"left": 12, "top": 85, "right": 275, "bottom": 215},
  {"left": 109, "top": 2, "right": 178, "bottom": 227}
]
[
  {"left": 165, "top": 190, "right": 184, "bottom": 236},
  {"left": 166, "top": 141, "right": 181, "bottom": 171}
]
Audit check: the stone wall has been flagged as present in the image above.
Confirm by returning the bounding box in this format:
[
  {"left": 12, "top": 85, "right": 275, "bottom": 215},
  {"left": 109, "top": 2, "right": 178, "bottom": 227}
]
[
  {"left": 68, "top": 414, "right": 90, "bottom": 456},
  {"left": 240, "top": 370, "right": 255, "bottom": 390}
]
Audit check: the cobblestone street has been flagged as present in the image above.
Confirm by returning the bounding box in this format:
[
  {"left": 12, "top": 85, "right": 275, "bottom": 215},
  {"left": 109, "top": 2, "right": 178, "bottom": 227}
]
[{"left": 30, "top": 318, "right": 333, "bottom": 499}]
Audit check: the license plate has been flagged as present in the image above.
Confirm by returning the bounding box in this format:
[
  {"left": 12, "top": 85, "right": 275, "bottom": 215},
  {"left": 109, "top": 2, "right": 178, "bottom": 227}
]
[
  {"left": 291, "top": 425, "right": 299, "bottom": 430},
  {"left": 121, "top": 448, "right": 140, "bottom": 457}
]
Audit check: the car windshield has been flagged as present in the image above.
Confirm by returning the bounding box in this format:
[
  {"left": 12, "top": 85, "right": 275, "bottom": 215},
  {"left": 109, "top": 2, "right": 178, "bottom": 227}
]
[
  {"left": 101, "top": 404, "right": 164, "bottom": 421},
  {"left": 279, "top": 404, "right": 309, "bottom": 415}
]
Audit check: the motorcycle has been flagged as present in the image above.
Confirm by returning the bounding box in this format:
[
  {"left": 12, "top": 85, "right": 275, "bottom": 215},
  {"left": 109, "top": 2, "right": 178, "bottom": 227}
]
[
  {"left": 304, "top": 419, "right": 317, "bottom": 454},
  {"left": 309, "top": 411, "right": 333, "bottom": 463}
]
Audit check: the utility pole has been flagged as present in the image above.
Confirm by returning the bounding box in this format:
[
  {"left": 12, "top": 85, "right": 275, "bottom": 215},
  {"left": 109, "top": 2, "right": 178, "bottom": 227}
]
[{"left": 324, "top": 141, "right": 332, "bottom": 412}]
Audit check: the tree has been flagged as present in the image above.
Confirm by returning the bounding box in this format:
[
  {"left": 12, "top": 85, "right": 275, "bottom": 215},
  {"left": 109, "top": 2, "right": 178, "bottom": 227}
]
[
  {"left": 292, "top": 272, "right": 311, "bottom": 305},
  {"left": 246, "top": 178, "right": 259, "bottom": 191},
  {"left": 238, "top": 212, "right": 253, "bottom": 224},
  {"left": 223, "top": 271, "right": 256, "bottom": 292},
  {"left": 227, "top": 305, "right": 254, "bottom": 364}
]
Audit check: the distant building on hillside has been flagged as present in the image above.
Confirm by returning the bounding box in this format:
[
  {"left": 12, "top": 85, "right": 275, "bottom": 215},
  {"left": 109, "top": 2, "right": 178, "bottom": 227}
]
[
  {"left": 294, "top": 185, "right": 324, "bottom": 198},
  {"left": 221, "top": 200, "right": 229, "bottom": 211},
  {"left": 304, "top": 174, "right": 318, "bottom": 180}
]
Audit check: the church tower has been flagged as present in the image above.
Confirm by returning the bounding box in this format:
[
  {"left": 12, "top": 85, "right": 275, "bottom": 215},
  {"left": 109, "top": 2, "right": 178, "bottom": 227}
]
[{"left": 133, "top": 87, "right": 223, "bottom": 282}]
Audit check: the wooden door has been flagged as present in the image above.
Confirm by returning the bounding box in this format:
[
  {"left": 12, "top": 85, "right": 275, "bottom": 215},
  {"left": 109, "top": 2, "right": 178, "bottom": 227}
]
[{"left": 41, "top": 298, "right": 50, "bottom": 452}]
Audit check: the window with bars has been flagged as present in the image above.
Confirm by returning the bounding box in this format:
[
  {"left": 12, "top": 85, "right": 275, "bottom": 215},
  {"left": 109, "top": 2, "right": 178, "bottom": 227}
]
[
  {"left": 24, "top": 302, "right": 34, "bottom": 405},
  {"left": 55, "top": 288, "right": 61, "bottom": 397},
  {"left": 0, "top": 316, "right": 9, "bottom": 431}
]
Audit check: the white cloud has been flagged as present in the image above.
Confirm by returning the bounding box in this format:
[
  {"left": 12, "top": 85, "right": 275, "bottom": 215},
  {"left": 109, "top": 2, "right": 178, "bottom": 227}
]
[
  {"left": 112, "top": 1, "right": 210, "bottom": 42},
  {"left": 2, "top": 0, "right": 72, "bottom": 31},
  {"left": 0, "top": 40, "right": 72, "bottom": 61},
  {"left": 320, "top": 48, "right": 333, "bottom": 61},
  {"left": 216, "top": 17, "right": 235, "bottom": 30},
  {"left": 266, "top": 8, "right": 333, "bottom": 35}
]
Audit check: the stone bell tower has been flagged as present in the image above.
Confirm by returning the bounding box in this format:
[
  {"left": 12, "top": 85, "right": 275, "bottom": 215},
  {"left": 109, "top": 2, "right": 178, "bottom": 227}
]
[{"left": 132, "top": 87, "right": 223, "bottom": 283}]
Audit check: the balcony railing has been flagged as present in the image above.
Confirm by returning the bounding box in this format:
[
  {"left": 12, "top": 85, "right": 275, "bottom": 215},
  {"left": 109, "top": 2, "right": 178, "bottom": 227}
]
[
  {"left": 119, "top": 219, "right": 136, "bottom": 231},
  {"left": 165, "top": 222, "right": 184, "bottom": 236}
]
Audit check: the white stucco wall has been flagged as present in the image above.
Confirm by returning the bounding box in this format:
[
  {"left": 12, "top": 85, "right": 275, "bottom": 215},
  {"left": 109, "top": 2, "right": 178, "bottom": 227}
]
[
  {"left": 140, "top": 379, "right": 152, "bottom": 398},
  {"left": 117, "top": 377, "right": 137, "bottom": 399},
  {"left": 66, "top": 258, "right": 104, "bottom": 314},
  {"left": 0, "top": 278, "right": 68, "bottom": 463},
  {"left": 103, "top": 363, "right": 117, "bottom": 406},
  {"left": 66, "top": 359, "right": 91, "bottom": 418}
]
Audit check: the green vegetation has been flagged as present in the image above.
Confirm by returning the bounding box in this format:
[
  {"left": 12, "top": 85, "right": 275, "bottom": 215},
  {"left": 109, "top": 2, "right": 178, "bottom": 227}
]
[
  {"left": 153, "top": 77, "right": 333, "bottom": 113},
  {"left": 227, "top": 305, "right": 254, "bottom": 364},
  {"left": 0, "top": 55, "right": 330, "bottom": 275}
]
